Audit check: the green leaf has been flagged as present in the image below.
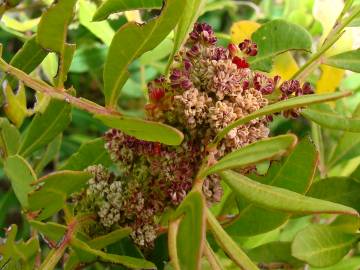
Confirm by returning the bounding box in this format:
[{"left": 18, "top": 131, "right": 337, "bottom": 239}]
[
  {"left": 69, "top": 45, "right": 107, "bottom": 73},
  {"left": 103, "top": 0, "right": 186, "bottom": 107},
  {"left": 0, "top": 224, "right": 40, "bottom": 270},
  {"left": 226, "top": 137, "right": 318, "bottom": 236},
  {"left": 3, "top": 81, "right": 27, "bottom": 128},
  {"left": 70, "top": 237, "right": 156, "bottom": 269},
  {"left": 206, "top": 209, "right": 259, "bottom": 270},
  {"left": 79, "top": 0, "right": 115, "bottom": 46},
  {"left": 95, "top": 114, "right": 183, "bottom": 145},
  {"left": 310, "top": 257, "right": 360, "bottom": 270},
  {"left": 249, "top": 19, "right": 312, "bottom": 71},
  {"left": 18, "top": 99, "right": 71, "bottom": 157},
  {"left": 171, "top": 191, "right": 206, "bottom": 270},
  {"left": 328, "top": 103, "right": 360, "bottom": 166},
  {"left": 247, "top": 242, "right": 302, "bottom": 267},
  {"left": 302, "top": 104, "right": 360, "bottom": 132},
  {"left": 60, "top": 137, "right": 111, "bottom": 170},
  {"left": 0, "top": 117, "right": 20, "bottom": 159},
  {"left": 308, "top": 177, "right": 360, "bottom": 213},
  {"left": 93, "top": 0, "right": 163, "bottom": 21},
  {"left": 37, "top": 0, "right": 77, "bottom": 86},
  {"left": 214, "top": 92, "right": 350, "bottom": 144},
  {"left": 29, "top": 220, "right": 67, "bottom": 242},
  {"left": 324, "top": 49, "right": 360, "bottom": 72},
  {"left": 7, "top": 35, "right": 48, "bottom": 88},
  {"left": 292, "top": 225, "right": 356, "bottom": 267},
  {"left": 28, "top": 170, "right": 91, "bottom": 220},
  {"left": 205, "top": 134, "right": 297, "bottom": 176},
  {"left": 220, "top": 170, "right": 358, "bottom": 216},
  {"left": 34, "top": 134, "right": 62, "bottom": 175},
  {"left": 4, "top": 155, "right": 36, "bottom": 208},
  {"left": 88, "top": 227, "right": 132, "bottom": 250},
  {"left": 166, "top": 0, "right": 206, "bottom": 72},
  {"left": 140, "top": 36, "right": 173, "bottom": 65}
]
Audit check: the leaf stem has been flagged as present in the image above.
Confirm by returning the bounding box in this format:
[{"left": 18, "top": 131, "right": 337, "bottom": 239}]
[
  {"left": 0, "top": 57, "right": 120, "bottom": 116},
  {"left": 204, "top": 241, "right": 224, "bottom": 270},
  {"left": 168, "top": 218, "right": 181, "bottom": 270}
]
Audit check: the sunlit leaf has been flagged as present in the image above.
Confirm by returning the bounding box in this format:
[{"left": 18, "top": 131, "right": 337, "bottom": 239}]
[
  {"left": 324, "top": 49, "right": 360, "bottom": 73},
  {"left": 292, "top": 225, "right": 356, "bottom": 267},
  {"left": 0, "top": 117, "right": 20, "bottom": 159},
  {"left": 3, "top": 81, "right": 27, "bottom": 128}
]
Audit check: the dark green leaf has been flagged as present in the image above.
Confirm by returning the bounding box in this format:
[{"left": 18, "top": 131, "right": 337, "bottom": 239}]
[
  {"left": 292, "top": 225, "right": 356, "bottom": 267},
  {"left": 302, "top": 104, "right": 360, "bottom": 132},
  {"left": 70, "top": 237, "right": 156, "bottom": 269},
  {"left": 7, "top": 35, "right": 48, "bottom": 88},
  {"left": 34, "top": 134, "right": 62, "bottom": 175},
  {"left": 93, "top": 0, "right": 163, "bottom": 21},
  {"left": 250, "top": 19, "right": 312, "bottom": 71},
  {"left": 205, "top": 134, "right": 297, "bottom": 176},
  {"left": 69, "top": 45, "right": 107, "bottom": 73},
  {"left": 206, "top": 209, "right": 259, "bottom": 270},
  {"left": 60, "top": 138, "right": 111, "bottom": 171},
  {"left": 4, "top": 155, "right": 36, "bottom": 208},
  {"left": 103, "top": 0, "right": 186, "bottom": 107},
  {"left": 220, "top": 170, "right": 358, "bottom": 216},
  {"left": 88, "top": 227, "right": 132, "bottom": 250},
  {"left": 18, "top": 99, "right": 71, "bottom": 157},
  {"left": 324, "top": 49, "right": 360, "bottom": 73},
  {"left": 226, "top": 137, "right": 318, "bottom": 236},
  {"left": 95, "top": 114, "right": 183, "bottom": 145}
]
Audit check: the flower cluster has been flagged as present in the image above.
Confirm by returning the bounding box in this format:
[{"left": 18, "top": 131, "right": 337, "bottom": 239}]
[{"left": 75, "top": 22, "right": 314, "bottom": 249}]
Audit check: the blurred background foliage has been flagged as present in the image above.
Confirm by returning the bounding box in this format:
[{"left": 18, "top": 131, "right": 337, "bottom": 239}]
[{"left": 1, "top": 1, "right": 360, "bottom": 269}]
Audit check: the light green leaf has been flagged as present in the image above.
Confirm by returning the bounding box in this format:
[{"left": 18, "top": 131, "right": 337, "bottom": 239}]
[
  {"left": 69, "top": 45, "right": 107, "bottom": 73},
  {"left": 172, "top": 191, "right": 206, "bottom": 270},
  {"left": 4, "top": 155, "right": 36, "bottom": 208},
  {"left": 302, "top": 104, "right": 360, "bottom": 132},
  {"left": 166, "top": 0, "right": 206, "bottom": 72},
  {"left": 29, "top": 220, "right": 67, "bottom": 242},
  {"left": 292, "top": 225, "right": 356, "bottom": 267},
  {"left": 7, "top": 35, "right": 48, "bottom": 88},
  {"left": 60, "top": 137, "right": 111, "bottom": 170},
  {"left": 3, "top": 81, "right": 27, "bottom": 128},
  {"left": 103, "top": 0, "right": 186, "bottom": 107},
  {"left": 205, "top": 134, "right": 297, "bottom": 176},
  {"left": 328, "top": 103, "right": 360, "bottom": 166},
  {"left": 220, "top": 170, "right": 358, "bottom": 216},
  {"left": 88, "top": 227, "right": 132, "bottom": 249},
  {"left": 308, "top": 177, "right": 360, "bottom": 213},
  {"left": 206, "top": 209, "right": 259, "bottom": 270},
  {"left": 310, "top": 257, "right": 360, "bottom": 270},
  {"left": 79, "top": 0, "right": 115, "bottom": 46},
  {"left": 214, "top": 91, "right": 350, "bottom": 144},
  {"left": 28, "top": 170, "right": 91, "bottom": 220},
  {"left": 226, "top": 137, "right": 318, "bottom": 236},
  {"left": 140, "top": 36, "right": 173, "bottom": 65},
  {"left": 250, "top": 19, "right": 312, "bottom": 71},
  {"left": 0, "top": 117, "right": 20, "bottom": 159},
  {"left": 70, "top": 237, "right": 156, "bottom": 269},
  {"left": 93, "top": 0, "right": 163, "bottom": 21},
  {"left": 324, "top": 49, "right": 360, "bottom": 72},
  {"left": 18, "top": 99, "right": 71, "bottom": 157},
  {"left": 1, "top": 15, "right": 39, "bottom": 32},
  {"left": 95, "top": 114, "right": 183, "bottom": 145}
]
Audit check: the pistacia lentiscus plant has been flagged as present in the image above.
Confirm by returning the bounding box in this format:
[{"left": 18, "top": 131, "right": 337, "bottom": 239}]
[{"left": 1, "top": 0, "right": 360, "bottom": 270}]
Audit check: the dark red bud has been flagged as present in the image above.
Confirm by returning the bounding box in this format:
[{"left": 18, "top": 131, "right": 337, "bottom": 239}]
[
  {"left": 232, "top": 56, "right": 249, "bottom": 69},
  {"left": 149, "top": 88, "right": 165, "bottom": 102},
  {"left": 227, "top": 43, "right": 238, "bottom": 56}
]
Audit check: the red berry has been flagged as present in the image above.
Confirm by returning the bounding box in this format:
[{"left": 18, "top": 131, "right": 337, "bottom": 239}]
[{"left": 232, "top": 56, "right": 249, "bottom": 69}]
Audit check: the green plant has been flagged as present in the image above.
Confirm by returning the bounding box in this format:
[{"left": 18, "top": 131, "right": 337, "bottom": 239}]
[{"left": 1, "top": 0, "right": 360, "bottom": 270}]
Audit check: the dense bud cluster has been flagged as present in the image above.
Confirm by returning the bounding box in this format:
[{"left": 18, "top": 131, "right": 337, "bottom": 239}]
[{"left": 75, "top": 23, "right": 314, "bottom": 248}]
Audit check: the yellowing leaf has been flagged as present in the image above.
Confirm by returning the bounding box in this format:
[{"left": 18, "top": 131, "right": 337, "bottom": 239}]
[
  {"left": 3, "top": 82, "right": 28, "bottom": 127},
  {"left": 270, "top": 52, "right": 299, "bottom": 82},
  {"left": 230, "top": 20, "right": 299, "bottom": 81},
  {"left": 2, "top": 15, "right": 40, "bottom": 32},
  {"left": 230, "top": 20, "right": 260, "bottom": 44},
  {"left": 317, "top": 65, "right": 345, "bottom": 94}
]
